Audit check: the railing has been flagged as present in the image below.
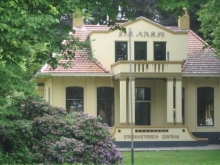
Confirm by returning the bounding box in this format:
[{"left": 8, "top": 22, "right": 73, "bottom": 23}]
[
  {"left": 134, "top": 62, "right": 167, "bottom": 73},
  {"left": 111, "top": 61, "right": 183, "bottom": 75}
]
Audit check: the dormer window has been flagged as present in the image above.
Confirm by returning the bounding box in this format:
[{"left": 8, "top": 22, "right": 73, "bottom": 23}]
[
  {"left": 115, "top": 42, "right": 127, "bottom": 62},
  {"left": 154, "top": 42, "right": 166, "bottom": 61}
]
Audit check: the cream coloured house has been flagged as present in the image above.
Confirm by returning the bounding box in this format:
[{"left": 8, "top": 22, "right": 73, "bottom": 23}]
[{"left": 36, "top": 10, "right": 220, "bottom": 147}]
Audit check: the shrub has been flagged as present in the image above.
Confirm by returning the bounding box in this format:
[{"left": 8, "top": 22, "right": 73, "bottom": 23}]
[
  {"left": 0, "top": 96, "right": 123, "bottom": 164},
  {"left": 17, "top": 96, "right": 67, "bottom": 120},
  {"left": 0, "top": 120, "right": 33, "bottom": 164},
  {"left": 31, "top": 111, "right": 123, "bottom": 164}
]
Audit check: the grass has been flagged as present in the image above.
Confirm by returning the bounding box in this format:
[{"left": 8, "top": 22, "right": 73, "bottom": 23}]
[{"left": 121, "top": 150, "right": 220, "bottom": 165}]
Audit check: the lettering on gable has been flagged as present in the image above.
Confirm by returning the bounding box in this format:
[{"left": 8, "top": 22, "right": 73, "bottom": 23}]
[{"left": 119, "top": 31, "right": 165, "bottom": 37}]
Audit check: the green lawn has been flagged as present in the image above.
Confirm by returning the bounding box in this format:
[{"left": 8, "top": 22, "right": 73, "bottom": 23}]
[{"left": 121, "top": 150, "right": 220, "bottom": 165}]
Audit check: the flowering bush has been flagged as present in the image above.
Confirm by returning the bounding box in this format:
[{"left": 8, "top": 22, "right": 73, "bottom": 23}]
[
  {"left": 17, "top": 96, "right": 67, "bottom": 120},
  {"left": 32, "top": 111, "right": 123, "bottom": 164},
  {"left": 0, "top": 96, "right": 123, "bottom": 164}
]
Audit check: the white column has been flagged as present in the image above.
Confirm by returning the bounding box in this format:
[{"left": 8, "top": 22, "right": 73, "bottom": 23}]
[
  {"left": 175, "top": 78, "right": 182, "bottom": 123},
  {"left": 119, "top": 77, "right": 127, "bottom": 123},
  {"left": 167, "top": 77, "right": 174, "bottom": 123},
  {"left": 128, "top": 78, "right": 135, "bottom": 124}
]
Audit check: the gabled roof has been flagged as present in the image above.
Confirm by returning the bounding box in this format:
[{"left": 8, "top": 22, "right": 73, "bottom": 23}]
[
  {"left": 39, "top": 17, "right": 220, "bottom": 77},
  {"left": 41, "top": 49, "right": 109, "bottom": 73},
  {"left": 182, "top": 30, "right": 220, "bottom": 75},
  {"left": 89, "top": 17, "right": 188, "bottom": 36},
  {"left": 39, "top": 25, "right": 110, "bottom": 75}
]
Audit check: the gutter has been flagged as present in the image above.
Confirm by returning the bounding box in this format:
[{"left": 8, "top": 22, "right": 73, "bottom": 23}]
[
  {"left": 36, "top": 72, "right": 113, "bottom": 77},
  {"left": 182, "top": 73, "right": 220, "bottom": 77}
]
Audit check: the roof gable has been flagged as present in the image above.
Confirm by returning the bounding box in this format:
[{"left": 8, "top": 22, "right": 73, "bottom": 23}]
[
  {"left": 183, "top": 30, "right": 220, "bottom": 75},
  {"left": 39, "top": 26, "right": 110, "bottom": 74},
  {"left": 89, "top": 16, "right": 188, "bottom": 36},
  {"left": 38, "top": 16, "right": 220, "bottom": 76}
]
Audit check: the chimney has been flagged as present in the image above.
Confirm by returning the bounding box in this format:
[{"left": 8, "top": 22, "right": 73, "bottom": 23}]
[
  {"left": 72, "top": 10, "right": 84, "bottom": 27},
  {"left": 72, "top": 16, "right": 84, "bottom": 27},
  {"left": 178, "top": 7, "right": 190, "bottom": 30}
]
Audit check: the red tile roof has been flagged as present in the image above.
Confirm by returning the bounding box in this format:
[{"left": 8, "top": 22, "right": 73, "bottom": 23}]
[
  {"left": 40, "top": 25, "right": 110, "bottom": 74},
  {"left": 182, "top": 30, "right": 220, "bottom": 75},
  {"left": 40, "top": 19, "right": 220, "bottom": 76}
]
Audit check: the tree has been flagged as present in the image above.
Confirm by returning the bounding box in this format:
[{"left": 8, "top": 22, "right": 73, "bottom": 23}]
[
  {"left": 124, "top": 0, "right": 176, "bottom": 25},
  {"left": 157, "top": 0, "right": 220, "bottom": 54},
  {"left": 86, "top": 0, "right": 201, "bottom": 39},
  {"left": 197, "top": 1, "right": 220, "bottom": 53},
  {"left": 0, "top": 0, "right": 130, "bottom": 126}
]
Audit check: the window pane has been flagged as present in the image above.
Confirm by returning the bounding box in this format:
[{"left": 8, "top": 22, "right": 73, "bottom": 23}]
[
  {"left": 115, "top": 42, "right": 127, "bottom": 61},
  {"left": 66, "top": 87, "right": 83, "bottom": 113},
  {"left": 154, "top": 42, "right": 166, "bottom": 61},
  {"left": 97, "top": 87, "right": 114, "bottom": 100},
  {"left": 135, "top": 87, "right": 151, "bottom": 100},
  {"left": 67, "top": 100, "right": 83, "bottom": 113},
  {"left": 197, "top": 87, "right": 214, "bottom": 126},
  {"left": 135, "top": 102, "right": 151, "bottom": 125},
  {"left": 97, "top": 87, "right": 114, "bottom": 127},
  {"left": 98, "top": 101, "right": 114, "bottom": 126},
  {"left": 66, "top": 87, "right": 83, "bottom": 100},
  {"left": 135, "top": 42, "right": 147, "bottom": 60}
]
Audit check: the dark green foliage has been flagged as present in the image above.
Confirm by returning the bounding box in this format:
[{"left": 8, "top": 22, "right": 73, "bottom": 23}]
[
  {"left": 0, "top": 0, "right": 130, "bottom": 127},
  {"left": 0, "top": 120, "right": 33, "bottom": 164},
  {"left": 17, "top": 96, "right": 67, "bottom": 120},
  {"left": 158, "top": 0, "right": 220, "bottom": 55}
]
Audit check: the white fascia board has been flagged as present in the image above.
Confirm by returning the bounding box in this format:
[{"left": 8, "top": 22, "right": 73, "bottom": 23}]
[
  {"left": 182, "top": 73, "right": 220, "bottom": 77},
  {"left": 36, "top": 72, "right": 113, "bottom": 77}
]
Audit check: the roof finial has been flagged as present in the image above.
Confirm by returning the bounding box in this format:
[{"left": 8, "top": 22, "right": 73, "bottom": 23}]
[
  {"left": 118, "top": 6, "right": 122, "bottom": 11},
  {"left": 116, "top": 6, "right": 122, "bottom": 20},
  {"left": 106, "top": 14, "right": 109, "bottom": 24},
  {"left": 183, "top": 7, "right": 188, "bottom": 15}
]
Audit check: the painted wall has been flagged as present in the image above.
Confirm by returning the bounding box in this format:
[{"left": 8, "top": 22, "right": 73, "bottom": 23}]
[
  {"left": 44, "top": 78, "right": 52, "bottom": 103},
  {"left": 135, "top": 79, "right": 166, "bottom": 126},
  {"left": 36, "top": 86, "right": 44, "bottom": 98},
  {"left": 90, "top": 19, "right": 188, "bottom": 71},
  {"left": 43, "top": 77, "right": 170, "bottom": 127},
  {"left": 39, "top": 76, "right": 220, "bottom": 136},
  {"left": 184, "top": 77, "right": 220, "bottom": 133},
  {"left": 50, "top": 77, "right": 114, "bottom": 117}
]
